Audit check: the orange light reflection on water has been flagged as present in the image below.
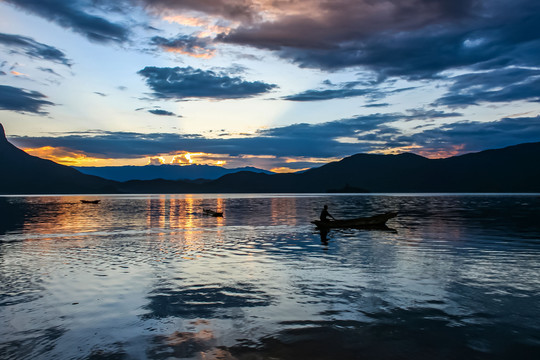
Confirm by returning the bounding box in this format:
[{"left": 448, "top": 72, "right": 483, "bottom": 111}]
[
  {"left": 17, "top": 196, "right": 228, "bottom": 262},
  {"left": 144, "top": 195, "right": 227, "bottom": 260},
  {"left": 20, "top": 196, "right": 106, "bottom": 236},
  {"left": 270, "top": 197, "right": 297, "bottom": 226}
]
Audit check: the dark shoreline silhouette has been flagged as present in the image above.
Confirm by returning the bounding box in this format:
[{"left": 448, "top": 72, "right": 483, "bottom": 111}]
[{"left": 2, "top": 123, "right": 540, "bottom": 195}]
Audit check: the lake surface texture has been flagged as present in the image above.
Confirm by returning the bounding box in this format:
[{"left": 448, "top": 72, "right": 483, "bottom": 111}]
[{"left": 1, "top": 194, "right": 539, "bottom": 360}]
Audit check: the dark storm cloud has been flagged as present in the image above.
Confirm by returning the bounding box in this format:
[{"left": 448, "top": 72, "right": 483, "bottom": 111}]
[
  {"left": 136, "top": 0, "right": 540, "bottom": 109},
  {"left": 214, "top": 0, "right": 540, "bottom": 80},
  {"left": 216, "top": 0, "right": 480, "bottom": 74},
  {"left": 137, "top": 66, "right": 277, "bottom": 99},
  {"left": 4, "top": 0, "right": 129, "bottom": 43},
  {"left": 135, "top": 0, "right": 258, "bottom": 22},
  {"left": 148, "top": 109, "right": 177, "bottom": 116},
  {"left": 0, "top": 32, "right": 71, "bottom": 66},
  {"left": 434, "top": 68, "right": 540, "bottom": 107},
  {"left": 0, "top": 84, "right": 54, "bottom": 114}
]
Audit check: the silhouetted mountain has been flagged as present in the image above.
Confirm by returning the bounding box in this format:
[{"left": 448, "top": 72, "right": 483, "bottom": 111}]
[
  {"left": 0, "top": 123, "right": 117, "bottom": 194},
  {"left": 74, "top": 164, "right": 272, "bottom": 181},
  {"left": 201, "top": 143, "right": 540, "bottom": 193},
  {"left": 2, "top": 122, "right": 539, "bottom": 194}
]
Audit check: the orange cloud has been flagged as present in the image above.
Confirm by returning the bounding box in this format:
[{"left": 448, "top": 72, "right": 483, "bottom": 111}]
[
  {"left": 369, "top": 144, "right": 467, "bottom": 159},
  {"left": 11, "top": 70, "right": 27, "bottom": 76},
  {"left": 416, "top": 144, "right": 466, "bottom": 159},
  {"left": 284, "top": 156, "right": 340, "bottom": 164},
  {"left": 21, "top": 146, "right": 340, "bottom": 172},
  {"left": 169, "top": 152, "right": 226, "bottom": 166},
  {"left": 164, "top": 15, "right": 208, "bottom": 27},
  {"left": 271, "top": 166, "right": 310, "bottom": 173},
  {"left": 147, "top": 157, "right": 166, "bottom": 165},
  {"left": 369, "top": 145, "right": 424, "bottom": 156},
  {"left": 163, "top": 14, "right": 233, "bottom": 35},
  {"left": 162, "top": 45, "right": 216, "bottom": 59},
  {"left": 23, "top": 146, "right": 89, "bottom": 165},
  {"left": 22, "top": 146, "right": 146, "bottom": 167}
]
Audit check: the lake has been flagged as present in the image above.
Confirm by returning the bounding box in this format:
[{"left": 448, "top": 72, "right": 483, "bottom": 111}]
[{"left": 1, "top": 194, "right": 540, "bottom": 359}]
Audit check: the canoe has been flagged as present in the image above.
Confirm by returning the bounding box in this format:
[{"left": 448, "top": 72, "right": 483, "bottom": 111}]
[
  {"left": 312, "top": 212, "right": 397, "bottom": 229},
  {"left": 80, "top": 200, "right": 100, "bottom": 204},
  {"left": 203, "top": 208, "right": 223, "bottom": 217}
]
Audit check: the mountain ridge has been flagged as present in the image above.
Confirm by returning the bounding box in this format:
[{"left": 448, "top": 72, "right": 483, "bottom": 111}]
[
  {"left": 2, "top": 123, "right": 540, "bottom": 194},
  {"left": 74, "top": 164, "right": 273, "bottom": 181}
]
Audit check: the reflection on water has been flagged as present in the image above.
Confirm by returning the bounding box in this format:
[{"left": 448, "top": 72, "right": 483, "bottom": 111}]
[{"left": 1, "top": 194, "right": 540, "bottom": 359}]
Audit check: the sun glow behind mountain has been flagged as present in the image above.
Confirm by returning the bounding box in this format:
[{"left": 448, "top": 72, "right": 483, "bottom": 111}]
[{"left": 21, "top": 146, "right": 307, "bottom": 172}]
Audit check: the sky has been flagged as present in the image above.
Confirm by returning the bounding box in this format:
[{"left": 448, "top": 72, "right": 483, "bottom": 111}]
[{"left": 1, "top": 0, "right": 540, "bottom": 172}]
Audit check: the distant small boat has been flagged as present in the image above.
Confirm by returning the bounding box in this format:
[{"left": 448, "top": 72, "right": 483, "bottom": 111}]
[
  {"left": 312, "top": 212, "right": 397, "bottom": 229},
  {"left": 203, "top": 208, "right": 223, "bottom": 217},
  {"left": 80, "top": 200, "right": 100, "bottom": 204}
]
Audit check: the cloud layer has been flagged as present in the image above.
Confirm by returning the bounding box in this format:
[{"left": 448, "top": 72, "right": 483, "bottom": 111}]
[
  {"left": 215, "top": 0, "right": 540, "bottom": 78},
  {"left": 5, "top": 0, "right": 130, "bottom": 43},
  {"left": 11, "top": 111, "right": 539, "bottom": 164},
  {"left": 138, "top": 66, "right": 277, "bottom": 99},
  {"left": 0, "top": 32, "right": 72, "bottom": 66},
  {"left": 148, "top": 109, "right": 177, "bottom": 116},
  {"left": 151, "top": 35, "right": 215, "bottom": 58},
  {"left": 0, "top": 85, "right": 54, "bottom": 114},
  {"left": 137, "top": 0, "right": 540, "bottom": 108}
]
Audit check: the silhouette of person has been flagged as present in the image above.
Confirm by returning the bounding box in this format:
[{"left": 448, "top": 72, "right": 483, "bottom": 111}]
[{"left": 320, "top": 205, "right": 335, "bottom": 222}]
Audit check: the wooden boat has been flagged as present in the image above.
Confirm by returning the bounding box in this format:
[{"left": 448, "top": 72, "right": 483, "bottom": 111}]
[
  {"left": 312, "top": 212, "right": 397, "bottom": 229},
  {"left": 203, "top": 208, "right": 223, "bottom": 217},
  {"left": 80, "top": 200, "right": 100, "bottom": 204}
]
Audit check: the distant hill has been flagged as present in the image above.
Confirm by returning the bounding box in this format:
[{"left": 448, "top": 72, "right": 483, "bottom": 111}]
[
  {"left": 74, "top": 164, "right": 272, "bottom": 181},
  {"left": 0, "top": 123, "right": 118, "bottom": 194},
  {"left": 200, "top": 143, "right": 540, "bottom": 193},
  {"left": 2, "top": 122, "right": 540, "bottom": 194}
]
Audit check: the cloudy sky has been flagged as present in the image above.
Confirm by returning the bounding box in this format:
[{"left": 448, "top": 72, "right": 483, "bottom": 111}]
[{"left": 1, "top": 0, "right": 539, "bottom": 172}]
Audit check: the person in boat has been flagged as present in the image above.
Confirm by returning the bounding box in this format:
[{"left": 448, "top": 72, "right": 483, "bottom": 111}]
[{"left": 320, "top": 205, "right": 336, "bottom": 222}]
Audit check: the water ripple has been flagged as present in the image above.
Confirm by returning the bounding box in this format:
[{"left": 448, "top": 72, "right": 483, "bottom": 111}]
[{"left": 1, "top": 194, "right": 539, "bottom": 359}]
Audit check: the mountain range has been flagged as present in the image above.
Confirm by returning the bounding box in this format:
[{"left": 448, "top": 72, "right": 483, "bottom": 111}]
[
  {"left": 74, "top": 164, "right": 272, "bottom": 181},
  {"left": 1, "top": 123, "right": 540, "bottom": 194}
]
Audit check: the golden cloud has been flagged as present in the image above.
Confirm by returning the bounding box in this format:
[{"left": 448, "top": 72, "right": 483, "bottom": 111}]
[
  {"left": 270, "top": 166, "right": 309, "bottom": 173},
  {"left": 23, "top": 146, "right": 91, "bottom": 166},
  {"left": 163, "top": 14, "right": 233, "bottom": 35},
  {"left": 169, "top": 151, "right": 227, "bottom": 166},
  {"left": 162, "top": 45, "right": 216, "bottom": 59},
  {"left": 147, "top": 156, "right": 166, "bottom": 165}
]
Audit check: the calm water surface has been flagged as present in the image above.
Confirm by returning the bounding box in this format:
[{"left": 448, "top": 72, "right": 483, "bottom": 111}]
[{"left": 1, "top": 194, "right": 539, "bottom": 359}]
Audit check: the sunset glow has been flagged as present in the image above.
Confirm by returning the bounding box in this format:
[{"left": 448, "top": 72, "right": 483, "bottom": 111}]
[
  {"left": 23, "top": 146, "right": 148, "bottom": 166},
  {"left": 270, "top": 167, "right": 309, "bottom": 173},
  {"left": 1, "top": 0, "right": 539, "bottom": 172}
]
